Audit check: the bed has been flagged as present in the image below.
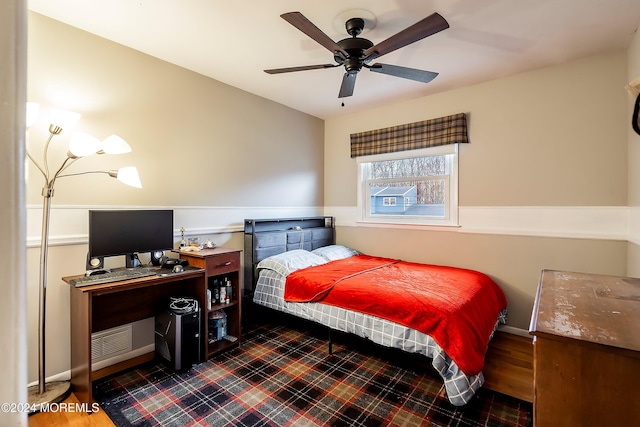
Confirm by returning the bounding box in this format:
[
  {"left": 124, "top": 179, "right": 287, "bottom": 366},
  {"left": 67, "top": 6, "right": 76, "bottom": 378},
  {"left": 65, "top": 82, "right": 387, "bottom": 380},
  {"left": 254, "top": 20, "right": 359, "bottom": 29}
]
[{"left": 245, "top": 218, "right": 507, "bottom": 406}]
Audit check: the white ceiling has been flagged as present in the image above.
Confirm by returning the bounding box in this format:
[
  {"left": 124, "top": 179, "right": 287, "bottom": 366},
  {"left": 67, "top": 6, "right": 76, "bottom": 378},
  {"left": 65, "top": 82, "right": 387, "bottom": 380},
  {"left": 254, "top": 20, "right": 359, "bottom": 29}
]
[{"left": 28, "top": 0, "right": 640, "bottom": 119}]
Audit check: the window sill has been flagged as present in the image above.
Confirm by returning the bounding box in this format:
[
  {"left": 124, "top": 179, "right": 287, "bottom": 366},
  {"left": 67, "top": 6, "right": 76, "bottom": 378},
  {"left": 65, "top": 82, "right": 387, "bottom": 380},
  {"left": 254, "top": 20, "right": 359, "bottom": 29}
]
[{"left": 355, "top": 219, "right": 461, "bottom": 232}]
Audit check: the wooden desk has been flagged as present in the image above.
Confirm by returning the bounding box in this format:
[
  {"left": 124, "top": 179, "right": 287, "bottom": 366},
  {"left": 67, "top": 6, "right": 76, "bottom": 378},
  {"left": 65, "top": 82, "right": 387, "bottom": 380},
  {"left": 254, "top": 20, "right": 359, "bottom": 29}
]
[
  {"left": 529, "top": 269, "right": 640, "bottom": 426},
  {"left": 64, "top": 268, "right": 206, "bottom": 406}
]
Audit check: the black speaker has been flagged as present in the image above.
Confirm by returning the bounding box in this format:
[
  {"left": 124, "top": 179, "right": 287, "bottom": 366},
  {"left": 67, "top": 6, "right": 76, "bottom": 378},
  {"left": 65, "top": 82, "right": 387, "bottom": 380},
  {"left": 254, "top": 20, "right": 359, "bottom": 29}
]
[
  {"left": 151, "top": 250, "right": 166, "bottom": 266},
  {"left": 86, "top": 252, "right": 104, "bottom": 270}
]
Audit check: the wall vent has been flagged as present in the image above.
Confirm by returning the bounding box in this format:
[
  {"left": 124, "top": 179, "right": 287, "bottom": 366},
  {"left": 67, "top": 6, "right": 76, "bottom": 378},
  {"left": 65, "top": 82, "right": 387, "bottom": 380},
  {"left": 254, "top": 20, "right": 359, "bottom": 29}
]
[{"left": 91, "top": 324, "right": 132, "bottom": 362}]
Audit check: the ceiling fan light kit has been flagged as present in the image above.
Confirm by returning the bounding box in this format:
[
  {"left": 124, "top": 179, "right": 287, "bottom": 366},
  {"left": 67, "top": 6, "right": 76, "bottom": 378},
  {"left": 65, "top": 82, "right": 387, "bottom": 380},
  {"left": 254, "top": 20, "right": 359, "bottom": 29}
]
[{"left": 265, "top": 10, "right": 449, "bottom": 98}]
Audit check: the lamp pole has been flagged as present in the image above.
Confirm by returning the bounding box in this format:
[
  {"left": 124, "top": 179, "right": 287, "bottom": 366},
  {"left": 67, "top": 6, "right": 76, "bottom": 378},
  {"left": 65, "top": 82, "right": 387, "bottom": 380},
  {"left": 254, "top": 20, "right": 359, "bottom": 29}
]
[
  {"left": 27, "top": 124, "right": 75, "bottom": 408},
  {"left": 37, "top": 186, "right": 52, "bottom": 395},
  {"left": 29, "top": 179, "right": 72, "bottom": 405}
]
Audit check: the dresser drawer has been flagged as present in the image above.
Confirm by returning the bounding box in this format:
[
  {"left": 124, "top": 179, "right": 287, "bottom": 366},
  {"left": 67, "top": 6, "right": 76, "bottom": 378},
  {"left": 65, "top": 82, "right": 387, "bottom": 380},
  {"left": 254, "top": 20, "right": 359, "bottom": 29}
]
[
  {"left": 202, "top": 252, "right": 239, "bottom": 276},
  {"left": 179, "top": 248, "right": 241, "bottom": 276}
]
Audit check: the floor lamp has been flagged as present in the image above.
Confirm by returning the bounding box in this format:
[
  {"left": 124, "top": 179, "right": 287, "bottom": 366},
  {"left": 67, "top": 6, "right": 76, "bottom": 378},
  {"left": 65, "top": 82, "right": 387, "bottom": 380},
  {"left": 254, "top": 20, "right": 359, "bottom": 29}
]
[{"left": 25, "top": 104, "right": 142, "bottom": 412}]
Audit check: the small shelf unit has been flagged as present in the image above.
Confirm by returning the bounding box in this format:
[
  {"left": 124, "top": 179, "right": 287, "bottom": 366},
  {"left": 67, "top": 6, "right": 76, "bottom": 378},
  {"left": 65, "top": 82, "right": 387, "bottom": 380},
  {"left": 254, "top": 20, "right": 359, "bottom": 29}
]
[{"left": 179, "top": 247, "right": 242, "bottom": 359}]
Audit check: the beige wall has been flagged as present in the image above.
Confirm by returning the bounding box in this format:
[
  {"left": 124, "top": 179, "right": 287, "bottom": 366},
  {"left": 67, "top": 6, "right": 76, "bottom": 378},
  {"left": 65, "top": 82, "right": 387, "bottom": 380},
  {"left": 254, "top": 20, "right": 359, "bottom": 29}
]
[
  {"left": 325, "top": 51, "right": 630, "bottom": 329},
  {"left": 628, "top": 27, "right": 640, "bottom": 277},
  {"left": 27, "top": 12, "right": 324, "bottom": 208},
  {"left": 325, "top": 51, "right": 628, "bottom": 208},
  {"left": 25, "top": 13, "right": 324, "bottom": 384},
  {"left": 336, "top": 227, "right": 626, "bottom": 329}
]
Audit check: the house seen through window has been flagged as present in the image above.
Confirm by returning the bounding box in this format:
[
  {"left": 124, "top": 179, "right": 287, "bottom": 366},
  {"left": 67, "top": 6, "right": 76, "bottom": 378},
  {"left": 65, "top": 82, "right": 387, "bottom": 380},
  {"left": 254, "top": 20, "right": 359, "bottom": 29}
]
[{"left": 357, "top": 145, "right": 458, "bottom": 226}]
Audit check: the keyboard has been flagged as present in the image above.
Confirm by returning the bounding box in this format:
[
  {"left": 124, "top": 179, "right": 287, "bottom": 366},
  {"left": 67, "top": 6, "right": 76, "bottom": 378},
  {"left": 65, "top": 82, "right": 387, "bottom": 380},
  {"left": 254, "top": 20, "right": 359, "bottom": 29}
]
[{"left": 70, "top": 268, "right": 157, "bottom": 287}]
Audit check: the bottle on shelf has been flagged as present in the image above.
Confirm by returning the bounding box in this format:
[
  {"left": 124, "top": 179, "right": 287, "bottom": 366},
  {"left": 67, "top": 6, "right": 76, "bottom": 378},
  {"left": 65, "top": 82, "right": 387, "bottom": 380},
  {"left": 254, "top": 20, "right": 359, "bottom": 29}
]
[
  {"left": 220, "top": 283, "right": 227, "bottom": 305},
  {"left": 224, "top": 277, "right": 232, "bottom": 302},
  {"left": 213, "top": 280, "right": 220, "bottom": 304}
]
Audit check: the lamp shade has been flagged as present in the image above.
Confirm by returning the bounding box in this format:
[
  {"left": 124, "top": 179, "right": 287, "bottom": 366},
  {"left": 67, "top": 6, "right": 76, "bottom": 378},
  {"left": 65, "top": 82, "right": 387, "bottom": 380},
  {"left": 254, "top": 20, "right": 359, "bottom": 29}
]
[
  {"left": 113, "top": 166, "right": 142, "bottom": 188},
  {"left": 67, "top": 132, "right": 102, "bottom": 158},
  {"left": 102, "top": 135, "right": 132, "bottom": 154},
  {"left": 26, "top": 102, "right": 40, "bottom": 128}
]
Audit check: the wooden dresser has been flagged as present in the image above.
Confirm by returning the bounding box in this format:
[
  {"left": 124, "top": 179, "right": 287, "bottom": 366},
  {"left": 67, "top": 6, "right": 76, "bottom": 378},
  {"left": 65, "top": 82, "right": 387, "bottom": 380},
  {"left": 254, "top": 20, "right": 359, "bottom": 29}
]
[{"left": 529, "top": 270, "right": 640, "bottom": 426}]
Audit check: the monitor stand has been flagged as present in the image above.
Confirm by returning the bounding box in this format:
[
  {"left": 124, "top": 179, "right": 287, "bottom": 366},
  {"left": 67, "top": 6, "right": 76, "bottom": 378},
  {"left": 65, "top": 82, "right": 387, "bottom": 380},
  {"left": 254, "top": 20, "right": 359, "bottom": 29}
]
[{"left": 125, "top": 253, "right": 141, "bottom": 268}]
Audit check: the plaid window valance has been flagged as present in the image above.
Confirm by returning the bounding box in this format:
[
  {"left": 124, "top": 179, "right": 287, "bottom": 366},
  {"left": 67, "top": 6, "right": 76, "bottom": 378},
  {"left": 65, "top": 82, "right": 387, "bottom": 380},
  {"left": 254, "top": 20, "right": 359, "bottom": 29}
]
[{"left": 350, "top": 112, "right": 469, "bottom": 158}]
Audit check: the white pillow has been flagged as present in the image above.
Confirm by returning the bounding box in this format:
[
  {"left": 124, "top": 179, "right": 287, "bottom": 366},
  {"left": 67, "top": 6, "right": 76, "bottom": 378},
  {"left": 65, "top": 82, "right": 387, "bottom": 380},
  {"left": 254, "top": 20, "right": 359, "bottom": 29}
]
[
  {"left": 257, "top": 249, "right": 327, "bottom": 277},
  {"left": 311, "top": 245, "right": 359, "bottom": 262}
]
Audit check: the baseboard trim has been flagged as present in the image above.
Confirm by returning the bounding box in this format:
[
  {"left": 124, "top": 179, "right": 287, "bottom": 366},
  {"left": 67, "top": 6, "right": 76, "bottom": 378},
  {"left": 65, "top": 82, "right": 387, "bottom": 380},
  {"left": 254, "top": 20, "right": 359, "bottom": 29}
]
[{"left": 497, "top": 324, "right": 531, "bottom": 338}]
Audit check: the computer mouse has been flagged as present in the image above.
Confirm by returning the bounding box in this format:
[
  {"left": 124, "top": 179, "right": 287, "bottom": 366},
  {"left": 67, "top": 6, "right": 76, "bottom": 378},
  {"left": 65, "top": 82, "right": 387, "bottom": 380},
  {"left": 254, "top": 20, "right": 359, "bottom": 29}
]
[
  {"left": 86, "top": 269, "right": 109, "bottom": 276},
  {"left": 172, "top": 265, "right": 184, "bottom": 273}
]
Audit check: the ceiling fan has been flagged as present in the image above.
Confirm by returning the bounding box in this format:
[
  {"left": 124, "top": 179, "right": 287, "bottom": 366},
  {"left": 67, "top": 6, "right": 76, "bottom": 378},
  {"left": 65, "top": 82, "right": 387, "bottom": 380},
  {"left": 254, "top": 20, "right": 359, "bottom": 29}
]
[{"left": 264, "top": 11, "right": 450, "bottom": 98}]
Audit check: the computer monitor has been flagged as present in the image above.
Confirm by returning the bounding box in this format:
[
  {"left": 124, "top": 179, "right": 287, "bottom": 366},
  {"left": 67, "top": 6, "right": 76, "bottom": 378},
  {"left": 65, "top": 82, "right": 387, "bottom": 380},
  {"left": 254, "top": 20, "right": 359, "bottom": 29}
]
[{"left": 89, "top": 209, "right": 174, "bottom": 268}]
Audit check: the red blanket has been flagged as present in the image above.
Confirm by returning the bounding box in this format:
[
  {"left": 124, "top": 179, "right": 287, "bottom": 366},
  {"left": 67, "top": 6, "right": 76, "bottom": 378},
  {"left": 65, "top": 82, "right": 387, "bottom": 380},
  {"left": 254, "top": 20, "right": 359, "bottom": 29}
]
[{"left": 284, "top": 255, "right": 507, "bottom": 376}]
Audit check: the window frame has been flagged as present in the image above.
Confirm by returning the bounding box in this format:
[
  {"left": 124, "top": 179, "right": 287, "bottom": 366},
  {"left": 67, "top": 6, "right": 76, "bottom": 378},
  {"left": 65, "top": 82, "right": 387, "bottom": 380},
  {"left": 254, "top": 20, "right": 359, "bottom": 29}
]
[{"left": 356, "top": 145, "right": 459, "bottom": 227}]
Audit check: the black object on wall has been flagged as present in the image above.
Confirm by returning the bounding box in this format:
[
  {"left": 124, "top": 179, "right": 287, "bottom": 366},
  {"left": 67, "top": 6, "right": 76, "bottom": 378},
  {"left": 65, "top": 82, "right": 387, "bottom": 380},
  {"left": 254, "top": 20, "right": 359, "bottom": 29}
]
[{"left": 633, "top": 93, "right": 640, "bottom": 136}]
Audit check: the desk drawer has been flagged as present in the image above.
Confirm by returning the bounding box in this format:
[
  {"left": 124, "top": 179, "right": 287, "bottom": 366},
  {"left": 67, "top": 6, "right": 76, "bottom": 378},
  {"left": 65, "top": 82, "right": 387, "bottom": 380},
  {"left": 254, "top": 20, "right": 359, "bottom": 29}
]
[{"left": 204, "top": 252, "right": 239, "bottom": 276}]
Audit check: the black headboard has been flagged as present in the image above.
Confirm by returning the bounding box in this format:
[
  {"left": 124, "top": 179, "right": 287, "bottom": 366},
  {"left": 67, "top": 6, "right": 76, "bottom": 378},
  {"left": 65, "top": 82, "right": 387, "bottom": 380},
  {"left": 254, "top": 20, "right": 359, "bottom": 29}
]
[{"left": 243, "top": 217, "right": 335, "bottom": 292}]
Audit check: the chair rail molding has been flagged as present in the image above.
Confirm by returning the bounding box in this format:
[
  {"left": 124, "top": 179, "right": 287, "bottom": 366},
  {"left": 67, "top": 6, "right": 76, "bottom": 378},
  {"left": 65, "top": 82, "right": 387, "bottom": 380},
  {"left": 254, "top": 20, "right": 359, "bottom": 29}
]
[
  {"left": 26, "top": 205, "right": 324, "bottom": 248},
  {"left": 324, "top": 205, "right": 629, "bottom": 241}
]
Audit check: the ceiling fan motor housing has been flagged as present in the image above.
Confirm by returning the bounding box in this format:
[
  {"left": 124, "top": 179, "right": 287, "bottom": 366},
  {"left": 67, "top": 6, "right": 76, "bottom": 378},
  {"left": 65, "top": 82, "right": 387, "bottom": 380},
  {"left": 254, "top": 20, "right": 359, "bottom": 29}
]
[{"left": 335, "top": 36, "right": 374, "bottom": 72}]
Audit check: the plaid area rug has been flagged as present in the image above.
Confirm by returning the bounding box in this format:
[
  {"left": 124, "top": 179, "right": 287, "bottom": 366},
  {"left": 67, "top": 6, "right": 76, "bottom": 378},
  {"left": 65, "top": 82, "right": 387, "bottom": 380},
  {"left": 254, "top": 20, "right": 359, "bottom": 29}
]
[{"left": 94, "top": 322, "right": 532, "bottom": 426}]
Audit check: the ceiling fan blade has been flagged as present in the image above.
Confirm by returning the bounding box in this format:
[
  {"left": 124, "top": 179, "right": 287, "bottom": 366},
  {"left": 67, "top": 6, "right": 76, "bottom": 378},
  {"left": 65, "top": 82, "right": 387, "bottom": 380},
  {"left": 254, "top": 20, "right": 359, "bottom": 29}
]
[
  {"left": 368, "top": 63, "right": 438, "bottom": 83},
  {"left": 265, "top": 64, "right": 337, "bottom": 74},
  {"left": 364, "top": 13, "right": 449, "bottom": 60},
  {"left": 338, "top": 73, "right": 357, "bottom": 98},
  {"left": 281, "top": 12, "right": 348, "bottom": 57}
]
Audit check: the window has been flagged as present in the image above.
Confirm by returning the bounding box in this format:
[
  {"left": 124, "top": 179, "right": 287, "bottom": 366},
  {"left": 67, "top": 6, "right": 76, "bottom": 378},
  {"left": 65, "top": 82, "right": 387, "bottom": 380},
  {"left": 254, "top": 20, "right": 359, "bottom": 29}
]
[
  {"left": 357, "top": 145, "right": 458, "bottom": 226},
  {"left": 383, "top": 197, "right": 396, "bottom": 206}
]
